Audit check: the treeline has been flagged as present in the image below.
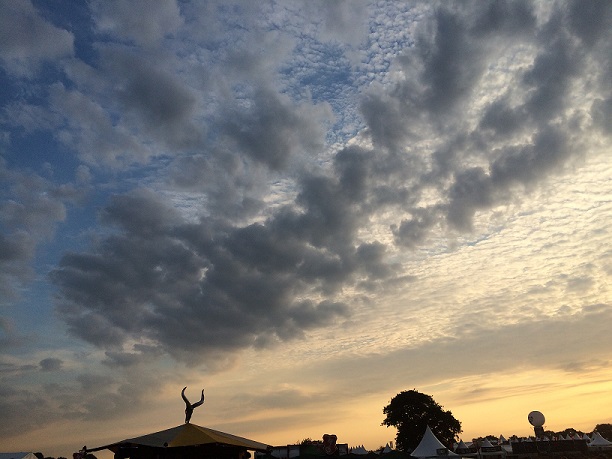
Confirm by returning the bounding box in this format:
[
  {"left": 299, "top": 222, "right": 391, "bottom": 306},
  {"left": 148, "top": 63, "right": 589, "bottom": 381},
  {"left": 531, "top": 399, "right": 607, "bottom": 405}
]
[{"left": 473, "top": 423, "right": 612, "bottom": 444}]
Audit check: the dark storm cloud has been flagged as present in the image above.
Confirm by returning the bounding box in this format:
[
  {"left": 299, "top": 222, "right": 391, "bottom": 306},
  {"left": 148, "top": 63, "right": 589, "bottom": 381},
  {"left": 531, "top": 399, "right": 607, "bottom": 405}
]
[
  {"left": 53, "top": 144, "right": 413, "bottom": 362},
  {"left": 470, "top": 0, "right": 536, "bottom": 36},
  {"left": 219, "top": 87, "right": 330, "bottom": 171},
  {"left": 53, "top": 182, "right": 384, "bottom": 362},
  {"left": 100, "top": 188, "right": 182, "bottom": 237},
  {"left": 566, "top": 0, "right": 612, "bottom": 48},
  {"left": 445, "top": 127, "right": 570, "bottom": 232},
  {"left": 479, "top": 98, "right": 525, "bottom": 138},
  {"left": 521, "top": 35, "right": 580, "bottom": 124},
  {"left": 490, "top": 127, "right": 570, "bottom": 187},
  {"left": 418, "top": 9, "right": 485, "bottom": 114},
  {"left": 100, "top": 46, "right": 201, "bottom": 149},
  {"left": 50, "top": 0, "right": 612, "bottom": 367},
  {"left": 168, "top": 152, "right": 268, "bottom": 222},
  {"left": 392, "top": 209, "right": 438, "bottom": 248},
  {"left": 446, "top": 167, "right": 495, "bottom": 232}
]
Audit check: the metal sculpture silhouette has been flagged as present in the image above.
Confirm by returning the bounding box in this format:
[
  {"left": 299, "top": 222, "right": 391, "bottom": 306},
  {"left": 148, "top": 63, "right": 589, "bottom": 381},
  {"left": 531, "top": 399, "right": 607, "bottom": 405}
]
[{"left": 182, "top": 386, "right": 204, "bottom": 423}]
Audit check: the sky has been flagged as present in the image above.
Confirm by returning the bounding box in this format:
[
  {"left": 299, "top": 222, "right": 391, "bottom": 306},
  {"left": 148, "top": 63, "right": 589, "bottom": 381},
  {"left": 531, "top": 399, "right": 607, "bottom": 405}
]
[{"left": 1, "top": 0, "right": 611, "bottom": 457}]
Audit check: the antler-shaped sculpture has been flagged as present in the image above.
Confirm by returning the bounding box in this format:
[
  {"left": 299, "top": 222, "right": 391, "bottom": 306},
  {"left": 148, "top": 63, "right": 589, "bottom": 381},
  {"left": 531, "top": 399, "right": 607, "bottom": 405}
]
[{"left": 182, "top": 386, "right": 205, "bottom": 423}]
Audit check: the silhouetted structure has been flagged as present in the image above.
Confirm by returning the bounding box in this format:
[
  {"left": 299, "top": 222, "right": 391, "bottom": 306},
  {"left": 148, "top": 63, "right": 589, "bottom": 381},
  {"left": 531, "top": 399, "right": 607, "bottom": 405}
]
[
  {"left": 86, "top": 388, "right": 269, "bottom": 459},
  {"left": 510, "top": 438, "right": 589, "bottom": 455},
  {"left": 181, "top": 386, "right": 205, "bottom": 423},
  {"left": 88, "top": 423, "right": 270, "bottom": 459}
]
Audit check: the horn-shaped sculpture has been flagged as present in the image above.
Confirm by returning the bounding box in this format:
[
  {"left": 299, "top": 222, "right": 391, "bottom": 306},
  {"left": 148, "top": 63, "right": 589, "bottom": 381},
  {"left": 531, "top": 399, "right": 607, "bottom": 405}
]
[{"left": 181, "top": 386, "right": 205, "bottom": 423}]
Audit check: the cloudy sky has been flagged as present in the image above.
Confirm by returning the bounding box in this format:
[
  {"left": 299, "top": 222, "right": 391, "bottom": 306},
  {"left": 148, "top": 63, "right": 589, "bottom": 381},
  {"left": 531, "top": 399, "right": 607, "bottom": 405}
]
[{"left": 1, "top": 0, "right": 611, "bottom": 456}]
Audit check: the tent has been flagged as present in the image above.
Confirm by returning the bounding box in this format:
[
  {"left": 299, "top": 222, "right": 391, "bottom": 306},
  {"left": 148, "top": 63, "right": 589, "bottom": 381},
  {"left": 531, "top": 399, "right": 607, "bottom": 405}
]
[
  {"left": 350, "top": 446, "right": 369, "bottom": 455},
  {"left": 589, "top": 432, "right": 612, "bottom": 449},
  {"left": 454, "top": 440, "right": 476, "bottom": 457},
  {"left": 410, "top": 427, "right": 458, "bottom": 458},
  {"left": 477, "top": 439, "right": 504, "bottom": 459},
  {"left": 478, "top": 440, "right": 495, "bottom": 449},
  {"left": 89, "top": 423, "right": 271, "bottom": 459}
]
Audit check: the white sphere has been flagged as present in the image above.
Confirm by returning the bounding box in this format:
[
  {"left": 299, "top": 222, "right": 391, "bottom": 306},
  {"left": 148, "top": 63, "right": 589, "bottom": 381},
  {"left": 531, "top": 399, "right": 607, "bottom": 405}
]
[{"left": 528, "top": 411, "right": 545, "bottom": 427}]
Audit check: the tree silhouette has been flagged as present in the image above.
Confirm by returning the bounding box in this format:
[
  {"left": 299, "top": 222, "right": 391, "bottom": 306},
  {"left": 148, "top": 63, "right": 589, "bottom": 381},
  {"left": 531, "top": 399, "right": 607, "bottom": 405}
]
[
  {"left": 382, "top": 389, "right": 462, "bottom": 451},
  {"left": 595, "top": 424, "right": 612, "bottom": 440}
]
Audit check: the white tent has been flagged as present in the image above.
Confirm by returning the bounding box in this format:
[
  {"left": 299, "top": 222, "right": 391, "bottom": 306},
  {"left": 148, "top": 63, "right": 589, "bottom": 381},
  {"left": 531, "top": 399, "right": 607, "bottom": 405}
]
[
  {"left": 589, "top": 432, "right": 612, "bottom": 449},
  {"left": 411, "top": 426, "right": 458, "bottom": 458},
  {"left": 478, "top": 438, "right": 505, "bottom": 458},
  {"left": 351, "top": 445, "right": 369, "bottom": 455},
  {"left": 454, "top": 440, "right": 476, "bottom": 457}
]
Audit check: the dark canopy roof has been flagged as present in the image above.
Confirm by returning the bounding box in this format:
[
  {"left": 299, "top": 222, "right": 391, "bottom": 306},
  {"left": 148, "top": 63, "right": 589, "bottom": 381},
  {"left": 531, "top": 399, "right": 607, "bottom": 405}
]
[{"left": 90, "top": 423, "right": 271, "bottom": 453}]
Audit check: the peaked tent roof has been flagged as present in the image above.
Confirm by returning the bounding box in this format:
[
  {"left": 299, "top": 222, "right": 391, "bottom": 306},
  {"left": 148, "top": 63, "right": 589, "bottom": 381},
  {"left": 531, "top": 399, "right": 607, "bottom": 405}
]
[
  {"left": 454, "top": 440, "right": 470, "bottom": 451},
  {"left": 478, "top": 439, "right": 503, "bottom": 456},
  {"left": 589, "top": 432, "right": 612, "bottom": 447},
  {"left": 454, "top": 440, "right": 476, "bottom": 457},
  {"left": 410, "top": 426, "right": 458, "bottom": 458},
  {"left": 90, "top": 423, "right": 271, "bottom": 452}
]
